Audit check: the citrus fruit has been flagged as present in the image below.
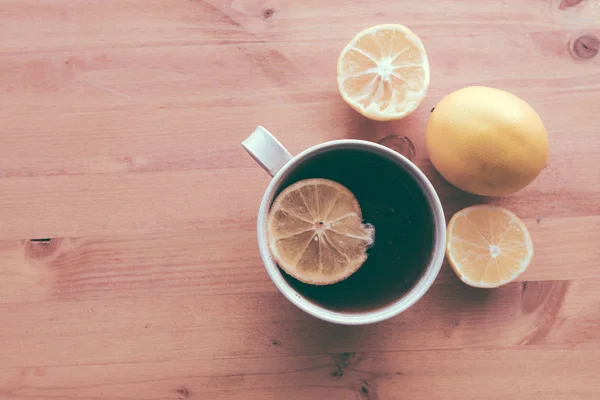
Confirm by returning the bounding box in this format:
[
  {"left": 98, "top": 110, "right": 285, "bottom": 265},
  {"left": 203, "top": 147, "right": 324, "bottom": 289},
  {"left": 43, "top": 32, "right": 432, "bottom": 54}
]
[
  {"left": 336, "top": 24, "right": 430, "bottom": 121},
  {"left": 267, "top": 179, "right": 375, "bottom": 285},
  {"left": 425, "top": 86, "right": 548, "bottom": 196},
  {"left": 446, "top": 205, "right": 533, "bottom": 288}
]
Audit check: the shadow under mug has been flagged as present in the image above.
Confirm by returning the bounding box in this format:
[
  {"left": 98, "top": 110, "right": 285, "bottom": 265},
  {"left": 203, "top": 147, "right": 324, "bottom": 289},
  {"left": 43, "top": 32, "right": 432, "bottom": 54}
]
[{"left": 242, "top": 126, "right": 446, "bottom": 325}]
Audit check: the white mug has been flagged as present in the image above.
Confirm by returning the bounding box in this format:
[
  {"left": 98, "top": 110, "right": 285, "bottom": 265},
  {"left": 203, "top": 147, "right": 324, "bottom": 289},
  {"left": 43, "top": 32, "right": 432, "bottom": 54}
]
[{"left": 242, "top": 126, "right": 446, "bottom": 325}]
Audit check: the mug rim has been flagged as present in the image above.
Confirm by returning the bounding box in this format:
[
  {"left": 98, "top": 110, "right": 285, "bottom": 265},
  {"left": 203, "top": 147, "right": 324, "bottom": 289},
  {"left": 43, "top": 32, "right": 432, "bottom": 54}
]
[{"left": 257, "top": 139, "right": 446, "bottom": 325}]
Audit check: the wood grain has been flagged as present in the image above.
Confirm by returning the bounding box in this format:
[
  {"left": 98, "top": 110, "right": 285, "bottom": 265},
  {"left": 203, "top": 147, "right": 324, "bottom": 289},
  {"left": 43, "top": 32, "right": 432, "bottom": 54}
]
[{"left": 1, "top": 0, "right": 599, "bottom": 398}]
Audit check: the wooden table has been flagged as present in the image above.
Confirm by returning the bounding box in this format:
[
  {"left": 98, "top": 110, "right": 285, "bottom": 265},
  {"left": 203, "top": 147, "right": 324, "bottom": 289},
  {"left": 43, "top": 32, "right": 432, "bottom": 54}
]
[{"left": 1, "top": 1, "right": 599, "bottom": 398}]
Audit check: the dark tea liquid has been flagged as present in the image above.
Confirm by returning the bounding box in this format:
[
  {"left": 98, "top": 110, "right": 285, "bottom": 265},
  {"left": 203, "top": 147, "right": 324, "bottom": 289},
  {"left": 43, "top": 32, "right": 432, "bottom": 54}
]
[{"left": 275, "top": 147, "right": 436, "bottom": 313}]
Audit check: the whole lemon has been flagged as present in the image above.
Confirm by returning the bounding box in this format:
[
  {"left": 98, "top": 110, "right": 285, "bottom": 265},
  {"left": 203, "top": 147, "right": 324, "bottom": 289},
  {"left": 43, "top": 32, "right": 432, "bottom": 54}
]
[{"left": 425, "top": 86, "right": 548, "bottom": 196}]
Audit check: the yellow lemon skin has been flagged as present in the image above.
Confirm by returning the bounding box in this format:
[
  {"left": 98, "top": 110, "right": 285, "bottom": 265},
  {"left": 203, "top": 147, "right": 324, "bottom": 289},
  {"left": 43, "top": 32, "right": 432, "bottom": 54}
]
[{"left": 425, "top": 86, "right": 548, "bottom": 196}]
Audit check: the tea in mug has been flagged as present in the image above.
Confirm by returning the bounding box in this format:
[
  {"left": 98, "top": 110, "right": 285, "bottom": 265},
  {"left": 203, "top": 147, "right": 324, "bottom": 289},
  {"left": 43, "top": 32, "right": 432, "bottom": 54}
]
[{"left": 273, "top": 147, "right": 436, "bottom": 312}]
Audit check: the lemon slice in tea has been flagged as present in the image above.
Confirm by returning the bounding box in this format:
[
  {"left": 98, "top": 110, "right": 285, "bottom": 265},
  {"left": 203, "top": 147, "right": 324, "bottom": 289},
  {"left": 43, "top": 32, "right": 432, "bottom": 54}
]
[{"left": 267, "top": 178, "right": 375, "bottom": 285}]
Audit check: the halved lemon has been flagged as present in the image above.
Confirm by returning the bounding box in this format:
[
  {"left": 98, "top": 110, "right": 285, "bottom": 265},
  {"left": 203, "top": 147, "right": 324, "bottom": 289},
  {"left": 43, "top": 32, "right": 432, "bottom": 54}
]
[
  {"left": 267, "top": 179, "right": 375, "bottom": 285},
  {"left": 337, "top": 24, "right": 430, "bottom": 121},
  {"left": 447, "top": 205, "right": 534, "bottom": 288}
]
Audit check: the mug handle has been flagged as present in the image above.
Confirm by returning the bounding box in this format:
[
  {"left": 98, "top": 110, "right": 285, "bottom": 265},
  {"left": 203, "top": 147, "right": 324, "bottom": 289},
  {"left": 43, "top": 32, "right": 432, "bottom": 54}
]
[{"left": 242, "top": 126, "right": 293, "bottom": 177}]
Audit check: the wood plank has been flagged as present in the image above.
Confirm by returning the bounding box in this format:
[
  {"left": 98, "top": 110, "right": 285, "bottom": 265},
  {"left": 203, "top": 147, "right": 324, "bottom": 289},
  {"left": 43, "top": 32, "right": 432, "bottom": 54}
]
[
  {"left": 0, "top": 169, "right": 266, "bottom": 240},
  {"left": 0, "top": 216, "right": 598, "bottom": 304},
  {"left": 0, "top": 166, "right": 598, "bottom": 239},
  {"left": 1, "top": 278, "right": 599, "bottom": 368},
  {"left": 1, "top": 349, "right": 599, "bottom": 399}
]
